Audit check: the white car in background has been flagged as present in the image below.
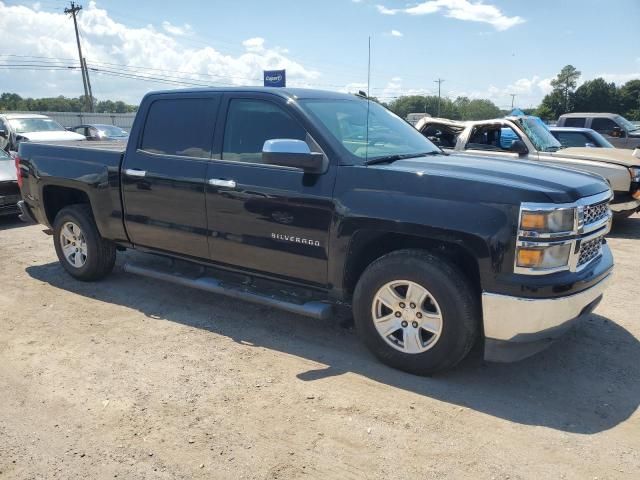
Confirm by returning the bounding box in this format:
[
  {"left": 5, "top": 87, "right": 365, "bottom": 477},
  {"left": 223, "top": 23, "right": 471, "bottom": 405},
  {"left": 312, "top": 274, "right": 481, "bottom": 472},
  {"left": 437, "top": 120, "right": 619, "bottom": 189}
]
[{"left": 0, "top": 113, "right": 85, "bottom": 152}]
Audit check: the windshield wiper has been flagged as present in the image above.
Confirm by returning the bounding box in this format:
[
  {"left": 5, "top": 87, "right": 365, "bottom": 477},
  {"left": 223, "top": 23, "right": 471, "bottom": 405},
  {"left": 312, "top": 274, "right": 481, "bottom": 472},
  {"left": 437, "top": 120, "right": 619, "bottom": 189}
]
[
  {"left": 364, "top": 151, "right": 442, "bottom": 166},
  {"left": 544, "top": 146, "right": 562, "bottom": 152}
]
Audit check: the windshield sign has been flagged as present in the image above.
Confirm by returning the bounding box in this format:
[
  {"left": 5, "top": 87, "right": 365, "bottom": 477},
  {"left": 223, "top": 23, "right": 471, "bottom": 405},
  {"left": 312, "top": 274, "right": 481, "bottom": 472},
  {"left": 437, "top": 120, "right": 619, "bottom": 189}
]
[
  {"left": 299, "top": 98, "right": 440, "bottom": 162},
  {"left": 8, "top": 117, "right": 65, "bottom": 134},
  {"left": 517, "top": 116, "right": 563, "bottom": 152}
]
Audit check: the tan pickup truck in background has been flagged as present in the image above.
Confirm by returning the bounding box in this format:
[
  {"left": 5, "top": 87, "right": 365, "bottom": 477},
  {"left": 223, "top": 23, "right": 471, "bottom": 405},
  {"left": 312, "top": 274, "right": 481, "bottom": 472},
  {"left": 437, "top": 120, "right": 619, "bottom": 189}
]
[{"left": 416, "top": 115, "right": 640, "bottom": 218}]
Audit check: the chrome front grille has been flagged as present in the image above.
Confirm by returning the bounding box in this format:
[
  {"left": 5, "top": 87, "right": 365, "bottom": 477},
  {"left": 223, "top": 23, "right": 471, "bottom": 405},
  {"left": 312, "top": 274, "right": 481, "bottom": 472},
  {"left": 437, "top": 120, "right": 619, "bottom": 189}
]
[
  {"left": 578, "top": 236, "right": 603, "bottom": 267},
  {"left": 582, "top": 202, "right": 609, "bottom": 226}
]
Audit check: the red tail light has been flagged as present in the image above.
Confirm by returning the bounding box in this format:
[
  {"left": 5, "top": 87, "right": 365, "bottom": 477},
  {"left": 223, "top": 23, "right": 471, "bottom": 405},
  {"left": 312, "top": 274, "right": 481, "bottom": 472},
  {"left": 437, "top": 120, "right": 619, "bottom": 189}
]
[{"left": 14, "top": 155, "right": 23, "bottom": 189}]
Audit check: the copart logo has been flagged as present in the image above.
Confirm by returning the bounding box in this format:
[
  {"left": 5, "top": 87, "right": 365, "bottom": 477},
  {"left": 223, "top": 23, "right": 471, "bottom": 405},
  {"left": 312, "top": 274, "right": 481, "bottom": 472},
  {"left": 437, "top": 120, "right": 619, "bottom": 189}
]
[
  {"left": 272, "top": 233, "right": 320, "bottom": 247},
  {"left": 265, "top": 74, "right": 283, "bottom": 82}
]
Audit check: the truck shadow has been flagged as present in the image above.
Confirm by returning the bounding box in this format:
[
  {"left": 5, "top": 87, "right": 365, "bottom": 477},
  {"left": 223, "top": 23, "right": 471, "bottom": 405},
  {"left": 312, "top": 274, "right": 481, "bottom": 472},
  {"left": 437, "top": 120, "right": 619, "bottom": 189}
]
[
  {"left": 0, "top": 215, "right": 27, "bottom": 231},
  {"left": 26, "top": 258, "right": 640, "bottom": 436},
  {"left": 609, "top": 213, "right": 640, "bottom": 239}
]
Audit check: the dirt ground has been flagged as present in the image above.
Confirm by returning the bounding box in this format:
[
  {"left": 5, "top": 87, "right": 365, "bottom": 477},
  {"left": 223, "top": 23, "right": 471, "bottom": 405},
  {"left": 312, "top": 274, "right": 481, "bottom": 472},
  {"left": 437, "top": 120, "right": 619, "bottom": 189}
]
[{"left": 0, "top": 214, "right": 638, "bottom": 480}]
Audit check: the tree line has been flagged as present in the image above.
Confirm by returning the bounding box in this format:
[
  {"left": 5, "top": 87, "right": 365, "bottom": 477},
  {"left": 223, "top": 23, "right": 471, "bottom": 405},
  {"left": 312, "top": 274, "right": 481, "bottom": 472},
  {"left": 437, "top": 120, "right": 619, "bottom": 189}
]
[
  {"left": 0, "top": 92, "right": 138, "bottom": 113},
  {"left": 384, "top": 95, "right": 503, "bottom": 121},
  {"left": 535, "top": 65, "right": 639, "bottom": 121}
]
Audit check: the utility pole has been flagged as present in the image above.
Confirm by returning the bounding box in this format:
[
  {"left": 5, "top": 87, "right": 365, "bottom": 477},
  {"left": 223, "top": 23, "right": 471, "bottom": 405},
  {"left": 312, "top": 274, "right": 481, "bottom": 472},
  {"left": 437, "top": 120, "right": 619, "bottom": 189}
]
[
  {"left": 510, "top": 93, "right": 516, "bottom": 109},
  {"left": 82, "top": 57, "right": 94, "bottom": 111},
  {"left": 434, "top": 78, "right": 444, "bottom": 117},
  {"left": 65, "top": 2, "right": 92, "bottom": 112}
]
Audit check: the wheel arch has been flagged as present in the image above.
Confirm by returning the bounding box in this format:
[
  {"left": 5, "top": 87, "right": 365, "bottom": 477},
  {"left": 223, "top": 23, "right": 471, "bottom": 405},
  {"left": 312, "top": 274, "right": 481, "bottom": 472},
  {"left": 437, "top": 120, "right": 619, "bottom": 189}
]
[{"left": 343, "top": 230, "right": 484, "bottom": 300}]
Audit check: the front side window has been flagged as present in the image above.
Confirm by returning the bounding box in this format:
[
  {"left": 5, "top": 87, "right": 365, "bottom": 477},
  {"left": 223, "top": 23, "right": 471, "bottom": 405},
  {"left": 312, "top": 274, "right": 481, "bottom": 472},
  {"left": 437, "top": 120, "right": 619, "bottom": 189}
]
[
  {"left": 591, "top": 118, "right": 618, "bottom": 134},
  {"left": 8, "top": 117, "right": 65, "bottom": 134},
  {"left": 299, "top": 98, "right": 439, "bottom": 161},
  {"left": 465, "top": 125, "right": 520, "bottom": 151},
  {"left": 222, "top": 99, "right": 307, "bottom": 164},
  {"left": 140, "top": 97, "right": 218, "bottom": 158}
]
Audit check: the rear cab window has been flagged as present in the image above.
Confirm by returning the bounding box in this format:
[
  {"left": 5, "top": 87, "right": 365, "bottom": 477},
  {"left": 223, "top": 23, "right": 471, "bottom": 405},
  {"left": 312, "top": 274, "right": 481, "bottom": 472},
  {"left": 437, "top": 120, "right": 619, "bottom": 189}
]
[
  {"left": 563, "top": 117, "right": 585, "bottom": 128},
  {"left": 140, "top": 97, "right": 219, "bottom": 159}
]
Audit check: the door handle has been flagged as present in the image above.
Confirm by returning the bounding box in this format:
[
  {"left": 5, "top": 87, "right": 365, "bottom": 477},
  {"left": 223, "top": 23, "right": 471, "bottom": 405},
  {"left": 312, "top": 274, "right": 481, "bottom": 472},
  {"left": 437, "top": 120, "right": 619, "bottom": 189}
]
[
  {"left": 208, "top": 178, "right": 236, "bottom": 188},
  {"left": 125, "top": 169, "right": 147, "bottom": 177}
]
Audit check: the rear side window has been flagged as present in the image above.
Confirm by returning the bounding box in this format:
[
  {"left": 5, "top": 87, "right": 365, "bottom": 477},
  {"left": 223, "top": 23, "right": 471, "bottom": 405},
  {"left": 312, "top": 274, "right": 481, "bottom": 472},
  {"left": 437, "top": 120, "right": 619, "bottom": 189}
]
[
  {"left": 590, "top": 118, "right": 617, "bottom": 134},
  {"left": 563, "top": 117, "right": 585, "bottom": 128},
  {"left": 222, "top": 99, "right": 307, "bottom": 164},
  {"left": 140, "top": 97, "right": 219, "bottom": 158}
]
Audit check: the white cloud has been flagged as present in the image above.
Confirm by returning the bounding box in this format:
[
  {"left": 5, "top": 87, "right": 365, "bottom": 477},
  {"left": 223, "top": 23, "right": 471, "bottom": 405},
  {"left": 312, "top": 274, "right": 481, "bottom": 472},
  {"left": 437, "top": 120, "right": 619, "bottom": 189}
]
[
  {"left": 595, "top": 72, "right": 640, "bottom": 85},
  {"left": 242, "top": 37, "right": 266, "bottom": 53},
  {"left": 0, "top": 1, "right": 319, "bottom": 103},
  {"left": 376, "top": 0, "right": 524, "bottom": 31},
  {"left": 376, "top": 5, "right": 398, "bottom": 15},
  {"left": 161, "top": 21, "right": 192, "bottom": 37},
  {"left": 390, "top": 29, "right": 403, "bottom": 37}
]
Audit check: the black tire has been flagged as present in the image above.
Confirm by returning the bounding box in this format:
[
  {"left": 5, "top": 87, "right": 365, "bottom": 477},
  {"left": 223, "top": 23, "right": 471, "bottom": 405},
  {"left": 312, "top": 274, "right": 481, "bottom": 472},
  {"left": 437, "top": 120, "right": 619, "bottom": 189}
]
[
  {"left": 53, "top": 204, "right": 116, "bottom": 281},
  {"left": 353, "top": 249, "right": 479, "bottom": 375}
]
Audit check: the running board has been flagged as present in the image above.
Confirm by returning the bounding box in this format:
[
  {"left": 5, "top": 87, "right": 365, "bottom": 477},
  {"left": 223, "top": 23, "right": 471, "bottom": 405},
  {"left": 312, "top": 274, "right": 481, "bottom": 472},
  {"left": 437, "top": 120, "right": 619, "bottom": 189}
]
[{"left": 122, "top": 262, "right": 333, "bottom": 321}]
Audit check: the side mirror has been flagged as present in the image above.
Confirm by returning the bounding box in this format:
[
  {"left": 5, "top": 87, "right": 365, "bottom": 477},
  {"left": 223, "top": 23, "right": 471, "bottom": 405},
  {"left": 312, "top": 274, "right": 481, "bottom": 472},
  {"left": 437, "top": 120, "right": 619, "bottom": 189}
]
[
  {"left": 611, "top": 126, "right": 624, "bottom": 138},
  {"left": 510, "top": 139, "right": 528, "bottom": 155},
  {"left": 262, "top": 139, "right": 326, "bottom": 174}
]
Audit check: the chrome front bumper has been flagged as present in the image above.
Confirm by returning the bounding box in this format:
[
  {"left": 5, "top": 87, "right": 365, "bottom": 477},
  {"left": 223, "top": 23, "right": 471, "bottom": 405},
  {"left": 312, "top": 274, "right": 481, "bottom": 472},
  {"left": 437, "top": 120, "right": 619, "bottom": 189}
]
[{"left": 482, "top": 272, "right": 612, "bottom": 362}]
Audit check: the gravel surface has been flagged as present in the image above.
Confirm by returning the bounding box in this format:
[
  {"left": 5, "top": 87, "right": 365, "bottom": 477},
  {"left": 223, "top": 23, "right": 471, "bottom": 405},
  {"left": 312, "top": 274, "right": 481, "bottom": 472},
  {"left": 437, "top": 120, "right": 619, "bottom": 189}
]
[{"left": 0, "top": 214, "right": 638, "bottom": 479}]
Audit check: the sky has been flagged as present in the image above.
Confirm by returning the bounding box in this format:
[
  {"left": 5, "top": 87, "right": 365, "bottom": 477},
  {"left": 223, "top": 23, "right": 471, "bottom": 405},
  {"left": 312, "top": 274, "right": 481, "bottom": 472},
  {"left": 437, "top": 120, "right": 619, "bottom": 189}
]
[{"left": 0, "top": 0, "right": 638, "bottom": 109}]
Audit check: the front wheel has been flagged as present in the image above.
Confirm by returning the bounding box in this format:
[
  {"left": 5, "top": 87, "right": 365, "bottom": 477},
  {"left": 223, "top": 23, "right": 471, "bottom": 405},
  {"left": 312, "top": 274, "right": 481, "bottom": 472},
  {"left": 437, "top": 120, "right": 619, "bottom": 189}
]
[
  {"left": 53, "top": 204, "right": 116, "bottom": 281},
  {"left": 353, "top": 249, "right": 479, "bottom": 375}
]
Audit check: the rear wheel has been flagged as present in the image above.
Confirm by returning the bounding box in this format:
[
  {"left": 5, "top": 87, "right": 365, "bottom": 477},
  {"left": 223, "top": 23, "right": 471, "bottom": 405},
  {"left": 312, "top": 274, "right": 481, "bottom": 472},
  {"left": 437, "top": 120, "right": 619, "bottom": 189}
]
[
  {"left": 53, "top": 204, "right": 116, "bottom": 281},
  {"left": 353, "top": 249, "right": 479, "bottom": 375}
]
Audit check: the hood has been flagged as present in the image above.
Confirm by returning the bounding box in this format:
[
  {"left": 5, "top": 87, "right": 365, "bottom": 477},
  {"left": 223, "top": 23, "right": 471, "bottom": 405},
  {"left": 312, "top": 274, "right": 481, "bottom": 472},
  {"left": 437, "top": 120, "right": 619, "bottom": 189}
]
[
  {"left": 555, "top": 147, "right": 639, "bottom": 167},
  {"left": 0, "top": 159, "right": 17, "bottom": 182},
  {"left": 19, "top": 130, "right": 86, "bottom": 142},
  {"left": 375, "top": 153, "right": 609, "bottom": 204}
]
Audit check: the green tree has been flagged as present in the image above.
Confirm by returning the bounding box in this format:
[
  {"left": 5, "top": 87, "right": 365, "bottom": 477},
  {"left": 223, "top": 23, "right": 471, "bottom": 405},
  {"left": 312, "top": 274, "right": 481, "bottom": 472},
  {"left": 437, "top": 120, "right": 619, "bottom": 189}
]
[
  {"left": 454, "top": 96, "right": 501, "bottom": 120},
  {"left": 573, "top": 78, "right": 619, "bottom": 112},
  {"left": 619, "top": 79, "right": 640, "bottom": 120},
  {"left": 387, "top": 95, "right": 459, "bottom": 119},
  {"left": 549, "top": 64, "right": 581, "bottom": 113}
]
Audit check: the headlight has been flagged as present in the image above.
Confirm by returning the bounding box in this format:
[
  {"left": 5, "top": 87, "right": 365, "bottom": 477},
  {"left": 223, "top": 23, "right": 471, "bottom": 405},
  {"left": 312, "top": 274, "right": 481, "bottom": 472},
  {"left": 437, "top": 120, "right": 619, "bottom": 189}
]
[
  {"left": 630, "top": 166, "right": 640, "bottom": 182},
  {"left": 515, "top": 205, "right": 577, "bottom": 274},
  {"left": 516, "top": 244, "right": 572, "bottom": 269},
  {"left": 520, "top": 208, "right": 575, "bottom": 233}
]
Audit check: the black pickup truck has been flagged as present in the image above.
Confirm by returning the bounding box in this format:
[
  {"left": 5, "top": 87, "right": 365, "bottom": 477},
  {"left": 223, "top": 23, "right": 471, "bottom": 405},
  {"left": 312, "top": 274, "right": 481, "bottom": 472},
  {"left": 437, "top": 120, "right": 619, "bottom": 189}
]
[{"left": 16, "top": 87, "right": 614, "bottom": 374}]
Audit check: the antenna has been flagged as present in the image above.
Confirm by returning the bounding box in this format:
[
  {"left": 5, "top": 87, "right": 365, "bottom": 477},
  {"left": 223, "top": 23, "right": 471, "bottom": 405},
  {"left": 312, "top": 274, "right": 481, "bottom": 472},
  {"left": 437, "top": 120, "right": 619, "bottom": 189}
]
[
  {"left": 365, "top": 36, "right": 371, "bottom": 163},
  {"left": 510, "top": 93, "right": 517, "bottom": 109}
]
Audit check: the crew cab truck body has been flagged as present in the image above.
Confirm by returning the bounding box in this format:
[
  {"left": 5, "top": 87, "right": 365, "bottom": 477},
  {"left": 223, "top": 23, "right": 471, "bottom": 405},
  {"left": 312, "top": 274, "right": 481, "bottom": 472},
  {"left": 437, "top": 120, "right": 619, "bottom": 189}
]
[
  {"left": 416, "top": 116, "right": 640, "bottom": 218},
  {"left": 557, "top": 113, "right": 640, "bottom": 150},
  {"left": 17, "top": 88, "right": 614, "bottom": 374}
]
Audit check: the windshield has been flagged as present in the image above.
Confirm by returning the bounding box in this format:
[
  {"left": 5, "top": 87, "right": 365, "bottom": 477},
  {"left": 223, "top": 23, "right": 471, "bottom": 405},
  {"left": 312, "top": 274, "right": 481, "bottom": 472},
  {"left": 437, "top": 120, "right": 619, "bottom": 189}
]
[
  {"left": 299, "top": 98, "right": 439, "bottom": 161},
  {"left": 8, "top": 117, "right": 65, "bottom": 134},
  {"left": 615, "top": 115, "right": 639, "bottom": 132},
  {"left": 96, "top": 125, "right": 128, "bottom": 137},
  {"left": 516, "top": 116, "right": 563, "bottom": 152}
]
